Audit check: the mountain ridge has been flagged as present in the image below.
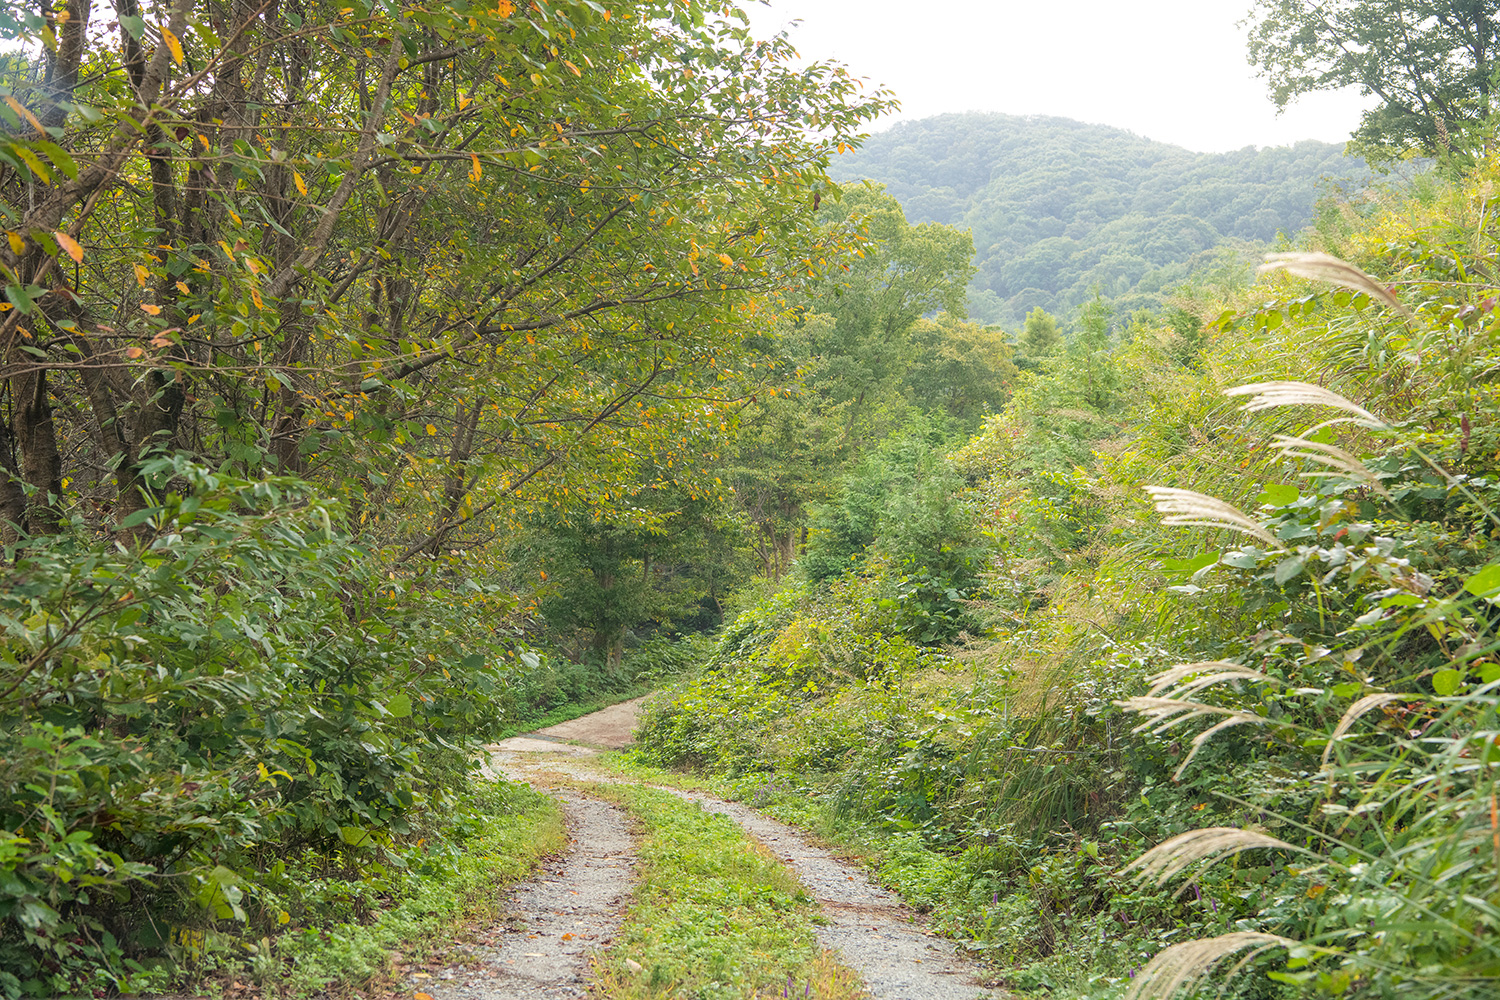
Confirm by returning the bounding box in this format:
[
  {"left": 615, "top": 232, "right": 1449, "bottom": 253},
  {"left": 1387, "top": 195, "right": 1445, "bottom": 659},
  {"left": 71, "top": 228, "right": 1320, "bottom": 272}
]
[{"left": 829, "top": 112, "right": 1368, "bottom": 326}]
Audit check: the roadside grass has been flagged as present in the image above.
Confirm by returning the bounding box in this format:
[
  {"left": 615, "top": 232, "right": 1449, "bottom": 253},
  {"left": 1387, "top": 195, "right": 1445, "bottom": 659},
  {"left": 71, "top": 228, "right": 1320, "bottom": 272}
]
[
  {"left": 195, "top": 780, "right": 566, "bottom": 999},
  {"left": 578, "top": 781, "right": 863, "bottom": 1000}
]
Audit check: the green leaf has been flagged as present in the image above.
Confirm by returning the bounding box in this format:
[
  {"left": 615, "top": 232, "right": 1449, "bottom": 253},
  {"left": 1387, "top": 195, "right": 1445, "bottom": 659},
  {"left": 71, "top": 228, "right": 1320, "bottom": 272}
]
[
  {"left": 1432, "top": 668, "right": 1462, "bottom": 697},
  {"left": 33, "top": 140, "right": 77, "bottom": 180},
  {"left": 1257, "top": 483, "right": 1299, "bottom": 507},
  {"left": 118, "top": 507, "right": 157, "bottom": 529},
  {"left": 1463, "top": 563, "right": 1500, "bottom": 599},
  {"left": 386, "top": 692, "right": 412, "bottom": 718},
  {"left": 1273, "top": 555, "right": 1306, "bottom": 585},
  {"left": 338, "top": 826, "right": 373, "bottom": 848}
]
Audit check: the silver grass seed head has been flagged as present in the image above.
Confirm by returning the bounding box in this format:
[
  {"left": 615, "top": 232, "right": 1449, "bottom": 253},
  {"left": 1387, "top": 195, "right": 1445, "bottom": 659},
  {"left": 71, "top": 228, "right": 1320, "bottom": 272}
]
[
  {"left": 1258, "top": 251, "right": 1413, "bottom": 320},
  {"left": 1144, "top": 486, "right": 1284, "bottom": 550},
  {"left": 1125, "top": 827, "right": 1303, "bottom": 887},
  {"left": 1225, "top": 380, "right": 1385, "bottom": 428},
  {"left": 1123, "top": 931, "right": 1298, "bottom": 1000}
]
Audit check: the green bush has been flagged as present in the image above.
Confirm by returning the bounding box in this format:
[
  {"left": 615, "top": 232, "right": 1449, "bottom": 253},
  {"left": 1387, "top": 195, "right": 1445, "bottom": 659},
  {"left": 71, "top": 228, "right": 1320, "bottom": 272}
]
[{"left": 0, "top": 459, "right": 532, "bottom": 997}]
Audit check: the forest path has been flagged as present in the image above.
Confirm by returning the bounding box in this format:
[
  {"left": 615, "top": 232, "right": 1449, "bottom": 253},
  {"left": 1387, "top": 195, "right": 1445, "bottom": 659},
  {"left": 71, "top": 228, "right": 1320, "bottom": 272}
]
[{"left": 470, "top": 698, "right": 1004, "bottom": 1000}]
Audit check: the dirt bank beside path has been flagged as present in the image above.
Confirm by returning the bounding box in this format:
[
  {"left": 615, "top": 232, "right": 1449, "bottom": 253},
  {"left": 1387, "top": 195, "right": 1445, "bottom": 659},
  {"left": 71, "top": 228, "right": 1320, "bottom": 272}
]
[{"left": 486, "top": 696, "right": 1004, "bottom": 1000}]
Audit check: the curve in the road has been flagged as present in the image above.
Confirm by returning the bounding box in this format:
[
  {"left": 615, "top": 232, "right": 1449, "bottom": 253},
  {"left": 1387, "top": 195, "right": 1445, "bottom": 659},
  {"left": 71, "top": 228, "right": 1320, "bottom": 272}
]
[{"left": 490, "top": 695, "right": 1003, "bottom": 1000}]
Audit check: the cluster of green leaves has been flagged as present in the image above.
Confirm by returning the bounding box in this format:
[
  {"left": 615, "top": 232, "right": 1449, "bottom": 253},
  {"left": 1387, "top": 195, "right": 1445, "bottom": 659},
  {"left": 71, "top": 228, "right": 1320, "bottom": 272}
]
[{"left": 0, "top": 462, "right": 562, "bottom": 996}]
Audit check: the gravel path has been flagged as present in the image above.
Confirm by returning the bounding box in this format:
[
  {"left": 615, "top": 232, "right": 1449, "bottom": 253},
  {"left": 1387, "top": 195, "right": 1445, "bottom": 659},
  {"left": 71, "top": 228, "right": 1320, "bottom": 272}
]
[
  {"left": 530, "top": 695, "right": 648, "bottom": 748},
  {"left": 489, "top": 698, "right": 1003, "bottom": 1000},
  {"left": 672, "top": 790, "right": 1001, "bottom": 1000},
  {"left": 416, "top": 789, "right": 636, "bottom": 1000}
]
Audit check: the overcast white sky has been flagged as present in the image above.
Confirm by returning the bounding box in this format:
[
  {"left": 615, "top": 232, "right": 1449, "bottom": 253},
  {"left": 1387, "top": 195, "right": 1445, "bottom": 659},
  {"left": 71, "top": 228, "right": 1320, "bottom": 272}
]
[{"left": 745, "top": 0, "right": 1374, "bottom": 153}]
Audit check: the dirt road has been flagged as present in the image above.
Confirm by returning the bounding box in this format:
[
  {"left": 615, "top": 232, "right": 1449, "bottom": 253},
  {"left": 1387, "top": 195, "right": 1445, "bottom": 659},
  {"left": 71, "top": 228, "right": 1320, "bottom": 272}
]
[{"left": 435, "top": 697, "right": 1002, "bottom": 999}]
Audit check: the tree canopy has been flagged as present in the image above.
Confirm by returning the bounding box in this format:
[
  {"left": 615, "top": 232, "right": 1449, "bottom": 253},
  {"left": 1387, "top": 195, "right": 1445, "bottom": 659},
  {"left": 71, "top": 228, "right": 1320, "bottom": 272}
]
[
  {"left": 1245, "top": 0, "right": 1500, "bottom": 157},
  {"left": 0, "top": 0, "right": 892, "bottom": 560}
]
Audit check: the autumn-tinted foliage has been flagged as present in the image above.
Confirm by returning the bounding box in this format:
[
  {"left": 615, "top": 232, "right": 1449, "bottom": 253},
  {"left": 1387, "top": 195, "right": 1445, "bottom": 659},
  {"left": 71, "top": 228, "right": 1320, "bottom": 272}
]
[{"left": 0, "top": 0, "right": 892, "bottom": 992}]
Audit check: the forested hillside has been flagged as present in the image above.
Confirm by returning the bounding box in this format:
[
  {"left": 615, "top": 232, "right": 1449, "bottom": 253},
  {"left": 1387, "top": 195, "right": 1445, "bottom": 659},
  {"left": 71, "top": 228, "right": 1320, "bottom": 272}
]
[{"left": 829, "top": 113, "right": 1368, "bottom": 326}]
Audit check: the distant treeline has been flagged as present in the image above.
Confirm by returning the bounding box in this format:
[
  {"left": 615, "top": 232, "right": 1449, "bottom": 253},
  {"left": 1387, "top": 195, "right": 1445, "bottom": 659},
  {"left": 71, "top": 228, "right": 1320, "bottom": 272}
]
[{"left": 830, "top": 112, "right": 1369, "bottom": 327}]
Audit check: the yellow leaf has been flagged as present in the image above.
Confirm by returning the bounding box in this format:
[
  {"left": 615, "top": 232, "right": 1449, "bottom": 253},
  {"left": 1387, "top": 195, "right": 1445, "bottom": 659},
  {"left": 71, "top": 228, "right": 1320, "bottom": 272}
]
[
  {"left": 496, "top": 0, "right": 514, "bottom": 15},
  {"left": 469, "top": 153, "right": 482, "bottom": 182},
  {"left": 293, "top": 171, "right": 308, "bottom": 195},
  {"left": 6, "top": 232, "right": 23, "bottom": 254},
  {"left": 54, "top": 231, "right": 83, "bottom": 263},
  {"left": 563, "top": 59, "right": 581, "bottom": 76},
  {"left": 4, "top": 96, "right": 41, "bottom": 133},
  {"left": 250, "top": 286, "right": 263, "bottom": 309},
  {"left": 139, "top": 303, "right": 161, "bottom": 315},
  {"left": 161, "top": 26, "right": 184, "bottom": 66},
  {"left": 458, "top": 94, "right": 472, "bottom": 110},
  {"left": 425, "top": 423, "right": 436, "bottom": 436},
  {"left": 134, "top": 264, "right": 150, "bottom": 286},
  {"left": 175, "top": 281, "right": 190, "bottom": 294},
  {"left": 716, "top": 252, "right": 732, "bottom": 268}
]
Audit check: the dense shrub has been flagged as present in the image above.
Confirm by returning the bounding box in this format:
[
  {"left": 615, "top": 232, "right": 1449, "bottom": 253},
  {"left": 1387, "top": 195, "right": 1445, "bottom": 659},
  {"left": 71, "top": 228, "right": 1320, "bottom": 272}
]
[{"left": 0, "top": 460, "right": 531, "bottom": 997}]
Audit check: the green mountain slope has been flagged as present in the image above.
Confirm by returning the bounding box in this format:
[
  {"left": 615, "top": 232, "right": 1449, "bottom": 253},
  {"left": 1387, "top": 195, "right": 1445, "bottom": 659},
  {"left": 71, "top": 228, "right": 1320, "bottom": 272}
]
[{"left": 829, "top": 112, "right": 1366, "bottom": 326}]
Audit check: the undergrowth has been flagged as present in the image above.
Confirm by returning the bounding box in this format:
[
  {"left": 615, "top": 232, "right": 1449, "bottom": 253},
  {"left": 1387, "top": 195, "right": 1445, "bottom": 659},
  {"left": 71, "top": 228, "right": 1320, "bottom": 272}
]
[{"left": 634, "top": 157, "right": 1500, "bottom": 998}]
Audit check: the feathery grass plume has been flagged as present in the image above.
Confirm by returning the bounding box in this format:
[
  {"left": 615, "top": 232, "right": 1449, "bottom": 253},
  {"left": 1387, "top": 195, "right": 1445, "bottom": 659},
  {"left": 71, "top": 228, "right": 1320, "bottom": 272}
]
[
  {"left": 1322, "top": 693, "right": 1404, "bottom": 767},
  {"left": 1118, "top": 695, "right": 1222, "bottom": 734},
  {"left": 1225, "top": 380, "right": 1386, "bottom": 428},
  {"left": 1173, "top": 711, "right": 1273, "bottom": 780},
  {"left": 1120, "top": 695, "right": 1271, "bottom": 780},
  {"left": 1144, "top": 661, "right": 1281, "bottom": 698},
  {"left": 1122, "top": 931, "right": 1298, "bottom": 1000},
  {"left": 1259, "top": 251, "right": 1414, "bottom": 320},
  {"left": 1125, "top": 827, "right": 1306, "bottom": 888},
  {"left": 1271, "top": 434, "right": 1394, "bottom": 500},
  {"left": 1144, "top": 486, "right": 1283, "bottom": 549}
]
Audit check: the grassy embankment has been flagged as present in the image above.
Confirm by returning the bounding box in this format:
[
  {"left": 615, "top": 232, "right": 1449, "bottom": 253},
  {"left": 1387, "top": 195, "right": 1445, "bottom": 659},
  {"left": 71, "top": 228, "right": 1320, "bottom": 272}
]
[{"left": 628, "top": 160, "right": 1500, "bottom": 999}]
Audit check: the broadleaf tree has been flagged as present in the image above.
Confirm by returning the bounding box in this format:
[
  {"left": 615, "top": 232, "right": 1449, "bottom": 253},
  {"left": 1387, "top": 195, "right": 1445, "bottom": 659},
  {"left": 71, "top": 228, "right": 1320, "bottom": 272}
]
[
  {"left": 0, "top": 0, "right": 894, "bottom": 563},
  {"left": 1244, "top": 0, "right": 1500, "bottom": 157}
]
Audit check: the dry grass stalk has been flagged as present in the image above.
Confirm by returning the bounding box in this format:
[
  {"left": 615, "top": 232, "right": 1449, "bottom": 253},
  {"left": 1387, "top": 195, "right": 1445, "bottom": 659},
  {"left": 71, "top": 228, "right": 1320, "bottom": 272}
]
[
  {"left": 1144, "top": 486, "right": 1283, "bottom": 549},
  {"left": 1258, "top": 251, "right": 1414, "bottom": 320},
  {"left": 1322, "top": 693, "right": 1404, "bottom": 767},
  {"left": 1225, "top": 380, "right": 1386, "bottom": 427},
  {"left": 1270, "top": 434, "right": 1393, "bottom": 500},
  {"left": 1123, "top": 931, "right": 1298, "bottom": 1000}
]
